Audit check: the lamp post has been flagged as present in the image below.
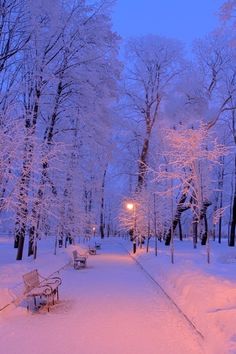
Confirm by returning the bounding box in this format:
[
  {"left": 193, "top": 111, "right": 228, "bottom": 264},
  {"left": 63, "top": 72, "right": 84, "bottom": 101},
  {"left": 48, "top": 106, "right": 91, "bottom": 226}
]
[{"left": 126, "top": 202, "right": 137, "bottom": 254}]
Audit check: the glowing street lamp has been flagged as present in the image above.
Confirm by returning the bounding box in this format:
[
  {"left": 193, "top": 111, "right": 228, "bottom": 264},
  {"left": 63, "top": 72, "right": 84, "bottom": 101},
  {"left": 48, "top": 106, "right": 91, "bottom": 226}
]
[
  {"left": 92, "top": 227, "right": 96, "bottom": 237},
  {"left": 126, "top": 201, "right": 137, "bottom": 254},
  {"left": 126, "top": 203, "right": 134, "bottom": 211}
]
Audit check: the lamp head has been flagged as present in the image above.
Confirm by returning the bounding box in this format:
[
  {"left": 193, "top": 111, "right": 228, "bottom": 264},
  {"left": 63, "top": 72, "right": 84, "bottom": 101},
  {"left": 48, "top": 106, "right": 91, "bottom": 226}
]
[{"left": 126, "top": 203, "right": 134, "bottom": 210}]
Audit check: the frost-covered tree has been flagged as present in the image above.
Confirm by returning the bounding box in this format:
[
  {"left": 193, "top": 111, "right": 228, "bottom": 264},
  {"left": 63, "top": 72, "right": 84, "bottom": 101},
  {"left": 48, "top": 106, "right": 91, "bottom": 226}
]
[
  {"left": 0, "top": 0, "right": 121, "bottom": 259},
  {"left": 151, "top": 124, "right": 228, "bottom": 247},
  {"left": 166, "top": 29, "right": 236, "bottom": 246},
  {"left": 123, "top": 35, "right": 184, "bottom": 192},
  {"left": 14, "top": 0, "right": 70, "bottom": 259},
  {"left": 217, "top": 1, "right": 236, "bottom": 246}
]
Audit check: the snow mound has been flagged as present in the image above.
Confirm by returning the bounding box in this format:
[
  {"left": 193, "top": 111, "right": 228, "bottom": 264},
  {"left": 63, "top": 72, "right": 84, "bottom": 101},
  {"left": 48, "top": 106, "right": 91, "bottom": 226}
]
[{"left": 217, "top": 252, "right": 236, "bottom": 264}]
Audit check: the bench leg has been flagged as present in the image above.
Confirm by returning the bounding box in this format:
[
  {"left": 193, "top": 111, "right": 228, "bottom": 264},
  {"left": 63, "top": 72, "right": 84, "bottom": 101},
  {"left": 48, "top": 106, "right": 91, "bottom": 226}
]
[
  {"left": 51, "top": 290, "right": 58, "bottom": 305},
  {"left": 26, "top": 296, "right": 38, "bottom": 312},
  {"left": 46, "top": 296, "right": 50, "bottom": 312},
  {"left": 74, "top": 261, "right": 80, "bottom": 270}
]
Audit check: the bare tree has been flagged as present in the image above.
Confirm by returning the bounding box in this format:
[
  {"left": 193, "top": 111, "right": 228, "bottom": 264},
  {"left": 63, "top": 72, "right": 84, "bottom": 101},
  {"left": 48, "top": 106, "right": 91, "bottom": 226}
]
[{"left": 124, "top": 35, "right": 184, "bottom": 192}]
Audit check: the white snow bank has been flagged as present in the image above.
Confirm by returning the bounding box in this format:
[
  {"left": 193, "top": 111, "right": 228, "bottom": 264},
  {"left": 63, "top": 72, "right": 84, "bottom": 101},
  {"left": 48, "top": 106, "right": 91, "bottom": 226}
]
[
  {"left": 165, "top": 267, "right": 236, "bottom": 354},
  {"left": 132, "top": 240, "right": 236, "bottom": 354}
]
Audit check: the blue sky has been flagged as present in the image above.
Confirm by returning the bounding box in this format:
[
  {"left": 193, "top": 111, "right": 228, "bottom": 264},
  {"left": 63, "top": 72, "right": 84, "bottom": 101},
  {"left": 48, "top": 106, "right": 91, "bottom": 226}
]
[{"left": 112, "top": 0, "right": 224, "bottom": 45}]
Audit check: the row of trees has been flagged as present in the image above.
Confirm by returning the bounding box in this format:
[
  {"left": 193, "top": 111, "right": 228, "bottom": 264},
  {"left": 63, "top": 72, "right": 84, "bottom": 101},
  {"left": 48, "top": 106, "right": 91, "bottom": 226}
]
[
  {"left": 0, "top": 0, "right": 235, "bottom": 260},
  {"left": 0, "top": 0, "right": 121, "bottom": 259},
  {"left": 118, "top": 1, "right": 236, "bottom": 248}
]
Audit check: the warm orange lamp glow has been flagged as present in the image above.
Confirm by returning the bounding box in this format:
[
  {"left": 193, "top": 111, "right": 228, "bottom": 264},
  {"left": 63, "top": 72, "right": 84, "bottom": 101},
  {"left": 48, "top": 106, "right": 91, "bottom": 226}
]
[{"left": 126, "top": 203, "right": 134, "bottom": 210}]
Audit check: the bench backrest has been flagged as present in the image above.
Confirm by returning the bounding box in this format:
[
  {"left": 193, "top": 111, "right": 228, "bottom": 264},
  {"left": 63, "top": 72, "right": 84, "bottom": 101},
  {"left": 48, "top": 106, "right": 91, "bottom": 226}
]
[
  {"left": 23, "top": 269, "right": 40, "bottom": 293},
  {"left": 72, "top": 250, "right": 78, "bottom": 259}
]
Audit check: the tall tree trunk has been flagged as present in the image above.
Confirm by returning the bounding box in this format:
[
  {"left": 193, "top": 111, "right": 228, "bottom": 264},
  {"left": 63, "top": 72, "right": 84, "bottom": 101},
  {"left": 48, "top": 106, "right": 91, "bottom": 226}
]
[
  {"left": 136, "top": 111, "right": 157, "bottom": 192},
  {"left": 165, "top": 180, "right": 191, "bottom": 245},
  {"left": 200, "top": 200, "right": 212, "bottom": 245},
  {"left": 192, "top": 216, "right": 198, "bottom": 249},
  {"left": 136, "top": 107, "right": 159, "bottom": 192},
  {"left": 153, "top": 193, "right": 158, "bottom": 256},
  {"left": 136, "top": 137, "right": 150, "bottom": 192},
  {"left": 106, "top": 207, "right": 111, "bottom": 237},
  {"left": 146, "top": 214, "right": 151, "bottom": 253},
  {"left": 28, "top": 78, "right": 63, "bottom": 252},
  {"left": 218, "top": 202, "right": 223, "bottom": 243},
  {"left": 202, "top": 214, "right": 208, "bottom": 246},
  {"left": 212, "top": 164, "right": 223, "bottom": 242},
  {"left": 15, "top": 88, "right": 41, "bottom": 260},
  {"left": 0, "top": 158, "right": 11, "bottom": 227},
  {"left": 179, "top": 220, "right": 183, "bottom": 241},
  {"left": 100, "top": 168, "right": 107, "bottom": 238},
  {"left": 212, "top": 194, "right": 220, "bottom": 242},
  {"left": 229, "top": 190, "right": 236, "bottom": 246},
  {"left": 15, "top": 136, "right": 35, "bottom": 260},
  {"left": 229, "top": 144, "right": 236, "bottom": 246},
  {"left": 218, "top": 158, "right": 224, "bottom": 244}
]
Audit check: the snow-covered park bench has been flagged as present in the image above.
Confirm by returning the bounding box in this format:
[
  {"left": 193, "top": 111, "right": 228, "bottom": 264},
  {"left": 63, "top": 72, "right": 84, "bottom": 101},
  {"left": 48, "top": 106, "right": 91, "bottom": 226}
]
[
  {"left": 72, "top": 250, "right": 88, "bottom": 269},
  {"left": 95, "top": 242, "right": 101, "bottom": 250},
  {"left": 22, "top": 269, "right": 62, "bottom": 312},
  {"left": 88, "top": 245, "right": 96, "bottom": 255}
]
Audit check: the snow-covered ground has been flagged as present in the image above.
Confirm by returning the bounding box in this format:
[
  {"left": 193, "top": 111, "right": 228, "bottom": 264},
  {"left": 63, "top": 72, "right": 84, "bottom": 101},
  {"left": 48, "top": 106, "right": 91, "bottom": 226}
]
[
  {"left": 0, "top": 236, "right": 235, "bottom": 354},
  {"left": 127, "top": 237, "right": 236, "bottom": 354}
]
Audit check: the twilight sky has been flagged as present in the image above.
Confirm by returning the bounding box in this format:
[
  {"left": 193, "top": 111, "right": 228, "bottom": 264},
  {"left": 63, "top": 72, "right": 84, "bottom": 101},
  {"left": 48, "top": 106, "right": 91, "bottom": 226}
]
[{"left": 112, "top": 0, "right": 224, "bottom": 45}]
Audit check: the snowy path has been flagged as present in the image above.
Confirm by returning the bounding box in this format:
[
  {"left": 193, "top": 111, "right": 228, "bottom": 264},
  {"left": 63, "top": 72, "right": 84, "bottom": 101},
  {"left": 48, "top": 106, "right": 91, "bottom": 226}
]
[{"left": 0, "top": 240, "right": 205, "bottom": 354}]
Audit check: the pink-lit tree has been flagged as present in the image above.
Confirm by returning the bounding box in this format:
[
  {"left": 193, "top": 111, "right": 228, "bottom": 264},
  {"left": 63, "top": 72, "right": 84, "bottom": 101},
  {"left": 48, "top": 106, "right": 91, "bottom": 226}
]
[{"left": 151, "top": 123, "right": 228, "bottom": 248}]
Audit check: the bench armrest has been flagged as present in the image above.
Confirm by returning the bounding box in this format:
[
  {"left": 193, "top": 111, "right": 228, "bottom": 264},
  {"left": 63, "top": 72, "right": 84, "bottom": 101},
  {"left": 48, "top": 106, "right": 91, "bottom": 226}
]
[
  {"left": 25, "top": 283, "right": 54, "bottom": 296},
  {"left": 39, "top": 274, "right": 62, "bottom": 287},
  {"left": 45, "top": 276, "right": 62, "bottom": 286}
]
